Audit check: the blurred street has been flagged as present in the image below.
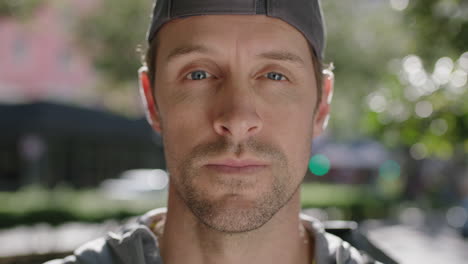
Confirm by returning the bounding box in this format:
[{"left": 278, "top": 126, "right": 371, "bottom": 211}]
[
  {"left": 365, "top": 223, "right": 468, "bottom": 264},
  {"left": 1, "top": 218, "right": 467, "bottom": 263},
  {"left": 0, "top": 221, "right": 120, "bottom": 259}
]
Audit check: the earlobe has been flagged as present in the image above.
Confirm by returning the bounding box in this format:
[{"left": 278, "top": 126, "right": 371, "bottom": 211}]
[
  {"left": 138, "top": 66, "right": 162, "bottom": 133},
  {"left": 313, "top": 70, "right": 334, "bottom": 136}
]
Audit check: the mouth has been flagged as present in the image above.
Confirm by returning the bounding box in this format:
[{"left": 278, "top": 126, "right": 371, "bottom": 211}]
[{"left": 204, "top": 159, "right": 269, "bottom": 174}]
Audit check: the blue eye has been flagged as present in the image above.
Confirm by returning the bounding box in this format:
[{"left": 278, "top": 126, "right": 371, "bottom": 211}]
[
  {"left": 266, "top": 72, "right": 287, "bottom": 81},
  {"left": 187, "top": 70, "right": 212, "bottom": 80}
]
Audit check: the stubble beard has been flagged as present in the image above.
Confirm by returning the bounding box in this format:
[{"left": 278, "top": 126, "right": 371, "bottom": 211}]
[{"left": 167, "top": 137, "right": 302, "bottom": 234}]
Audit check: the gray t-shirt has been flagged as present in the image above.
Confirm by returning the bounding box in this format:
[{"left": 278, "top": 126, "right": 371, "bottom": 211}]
[{"left": 45, "top": 208, "right": 379, "bottom": 264}]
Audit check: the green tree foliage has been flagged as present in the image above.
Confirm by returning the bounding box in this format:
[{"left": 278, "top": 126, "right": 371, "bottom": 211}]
[
  {"left": 0, "top": 0, "right": 40, "bottom": 18},
  {"left": 362, "top": 0, "right": 468, "bottom": 160},
  {"left": 322, "top": 1, "right": 412, "bottom": 139},
  {"left": 76, "top": 0, "right": 152, "bottom": 83},
  {"left": 404, "top": 0, "right": 468, "bottom": 64}
]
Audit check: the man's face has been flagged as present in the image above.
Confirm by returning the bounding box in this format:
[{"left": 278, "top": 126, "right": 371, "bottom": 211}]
[{"left": 151, "top": 15, "right": 324, "bottom": 233}]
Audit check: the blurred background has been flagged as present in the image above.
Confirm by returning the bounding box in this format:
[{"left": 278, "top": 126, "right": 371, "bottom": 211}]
[{"left": 0, "top": 0, "right": 467, "bottom": 263}]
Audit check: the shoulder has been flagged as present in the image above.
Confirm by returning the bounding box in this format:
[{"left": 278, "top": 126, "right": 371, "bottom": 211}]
[
  {"left": 43, "top": 223, "right": 162, "bottom": 264},
  {"left": 43, "top": 237, "right": 113, "bottom": 264},
  {"left": 300, "top": 213, "right": 391, "bottom": 264}
]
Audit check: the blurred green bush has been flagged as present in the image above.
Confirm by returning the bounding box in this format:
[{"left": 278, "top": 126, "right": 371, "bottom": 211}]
[
  {"left": 0, "top": 184, "right": 394, "bottom": 228},
  {"left": 301, "top": 183, "right": 393, "bottom": 220},
  {"left": 0, "top": 186, "right": 166, "bottom": 228}
]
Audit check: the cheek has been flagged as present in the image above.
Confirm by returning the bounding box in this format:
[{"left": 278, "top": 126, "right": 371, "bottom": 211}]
[
  {"left": 159, "top": 103, "right": 212, "bottom": 163},
  {"left": 275, "top": 100, "right": 315, "bottom": 157},
  {"left": 161, "top": 111, "right": 202, "bottom": 146}
]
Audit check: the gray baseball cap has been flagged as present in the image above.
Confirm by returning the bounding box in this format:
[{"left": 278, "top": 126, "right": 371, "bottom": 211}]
[{"left": 147, "top": 0, "right": 326, "bottom": 60}]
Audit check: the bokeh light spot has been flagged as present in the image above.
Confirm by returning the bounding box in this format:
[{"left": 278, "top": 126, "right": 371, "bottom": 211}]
[
  {"left": 404, "top": 86, "right": 423, "bottom": 101},
  {"left": 410, "top": 143, "right": 427, "bottom": 160},
  {"left": 446, "top": 206, "right": 468, "bottom": 229},
  {"left": 390, "top": 0, "right": 409, "bottom": 11},
  {"left": 415, "top": 101, "right": 433, "bottom": 118},
  {"left": 403, "top": 55, "right": 423, "bottom": 74},
  {"left": 388, "top": 101, "right": 410, "bottom": 122},
  {"left": 459, "top": 52, "right": 468, "bottom": 71},
  {"left": 379, "top": 160, "right": 400, "bottom": 180},
  {"left": 450, "top": 70, "right": 467, "bottom": 89},
  {"left": 433, "top": 57, "right": 454, "bottom": 85},
  {"left": 409, "top": 70, "right": 427, "bottom": 87},
  {"left": 430, "top": 119, "right": 449, "bottom": 136},
  {"left": 399, "top": 207, "right": 425, "bottom": 227},
  {"left": 309, "top": 154, "right": 330, "bottom": 176},
  {"left": 367, "top": 93, "right": 387, "bottom": 113}
]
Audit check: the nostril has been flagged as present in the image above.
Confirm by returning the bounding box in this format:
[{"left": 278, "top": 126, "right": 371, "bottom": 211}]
[
  {"left": 221, "top": 126, "right": 230, "bottom": 134},
  {"left": 248, "top": 125, "right": 259, "bottom": 133},
  {"left": 213, "top": 123, "right": 231, "bottom": 136},
  {"left": 213, "top": 106, "right": 263, "bottom": 138}
]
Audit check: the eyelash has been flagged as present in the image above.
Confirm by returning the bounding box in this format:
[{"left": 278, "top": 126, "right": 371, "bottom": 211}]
[
  {"left": 185, "top": 70, "right": 213, "bottom": 80},
  {"left": 264, "top": 72, "right": 288, "bottom": 81},
  {"left": 184, "top": 70, "right": 289, "bottom": 82}
]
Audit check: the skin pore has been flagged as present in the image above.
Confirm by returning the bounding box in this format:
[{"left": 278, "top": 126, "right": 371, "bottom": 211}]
[{"left": 140, "top": 15, "right": 332, "bottom": 264}]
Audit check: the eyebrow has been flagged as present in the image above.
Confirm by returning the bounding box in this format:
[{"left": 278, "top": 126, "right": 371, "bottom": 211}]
[
  {"left": 256, "top": 51, "right": 305, "bottom": 66},
  {"left": 165, "top": 45, "right": 305, "bottom": 67},
  {"left": 166, "top": 44, "right": 215, "bottom": 63}
]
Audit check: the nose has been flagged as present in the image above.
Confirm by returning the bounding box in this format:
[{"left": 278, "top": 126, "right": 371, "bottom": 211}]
[{"left": 212, "top": 82, "right": 263, "bottom": 142}]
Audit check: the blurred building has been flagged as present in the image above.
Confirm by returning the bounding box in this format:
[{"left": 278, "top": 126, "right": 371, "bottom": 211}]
[
  {"left": 0, "top": 1, "right": 167, "bottom": 190},
  {"left": 0, "top": 0, "right": 97, "bottom": 104},
  {"left": 306, "top": 136, "right": 392, "bottom": 185}
]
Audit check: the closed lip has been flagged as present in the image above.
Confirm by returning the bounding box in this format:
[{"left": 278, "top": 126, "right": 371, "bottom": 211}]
[{"left": 204, "top": 159, "right": 269, "bottom": 168}]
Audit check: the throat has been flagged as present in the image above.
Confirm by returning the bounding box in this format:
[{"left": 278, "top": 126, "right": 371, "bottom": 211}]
[{"left": 153, "top": 214, "right": 314, "bottom": 264}]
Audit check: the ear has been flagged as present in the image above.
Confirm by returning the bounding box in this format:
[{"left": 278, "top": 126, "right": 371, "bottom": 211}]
[
  {"left": 313, "top": 69, "right": 334, "bottom": 137},
  {"left": 138, "top": 66, "right": 162, "bottom": 133}
]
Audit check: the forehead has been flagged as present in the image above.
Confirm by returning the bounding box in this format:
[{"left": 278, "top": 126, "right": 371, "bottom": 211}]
[{"left": 155, "top": 15, "right": 312, "bottom": 63}]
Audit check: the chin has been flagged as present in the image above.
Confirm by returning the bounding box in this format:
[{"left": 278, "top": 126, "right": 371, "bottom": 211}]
[
  {"left": 210, "top": 210, "right": 273, "bottom": 233},
  {"left": 181, "top": 183, "right": 294, "bottom": 233}
]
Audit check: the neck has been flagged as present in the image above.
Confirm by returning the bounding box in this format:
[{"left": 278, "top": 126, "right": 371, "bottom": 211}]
[{"left": 159, "top": 187, "right": 313, "bottom": 264}]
